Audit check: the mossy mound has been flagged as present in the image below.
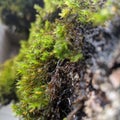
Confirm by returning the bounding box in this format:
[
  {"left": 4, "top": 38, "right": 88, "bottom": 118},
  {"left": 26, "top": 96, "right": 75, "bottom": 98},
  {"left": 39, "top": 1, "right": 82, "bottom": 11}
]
[{"left": 0, "top": 0, "right": 120, "bottom": 120}]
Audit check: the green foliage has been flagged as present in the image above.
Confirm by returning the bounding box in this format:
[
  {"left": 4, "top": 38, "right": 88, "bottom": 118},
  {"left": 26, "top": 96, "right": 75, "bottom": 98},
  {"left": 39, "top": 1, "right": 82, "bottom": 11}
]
[
  {"left": 0, "top": 0, "right": 116, "bottom": 119},
  {"left": 59, "top": 0, "right": 114, "bottom": 24},
  {"left": 0, "top": 58, "right": 17, "bottom": 104},
  {"left": 12, "top": 1, "right": 84, "bottom": 118},
  {"left": 59, "top": 0, "right": 98, "bottom": 23}
]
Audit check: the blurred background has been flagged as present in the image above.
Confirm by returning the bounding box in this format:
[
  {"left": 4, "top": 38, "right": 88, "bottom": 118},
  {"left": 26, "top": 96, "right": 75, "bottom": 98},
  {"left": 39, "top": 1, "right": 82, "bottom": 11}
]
[{"left": 0, "top": 0, "right": 44, "bottom": 119}]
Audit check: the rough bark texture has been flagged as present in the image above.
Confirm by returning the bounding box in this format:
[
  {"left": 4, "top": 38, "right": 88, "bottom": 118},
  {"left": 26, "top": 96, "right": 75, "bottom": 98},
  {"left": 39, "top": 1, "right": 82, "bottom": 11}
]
[{"left": 48, "top": 17, "right": 120, "bottom": 120}]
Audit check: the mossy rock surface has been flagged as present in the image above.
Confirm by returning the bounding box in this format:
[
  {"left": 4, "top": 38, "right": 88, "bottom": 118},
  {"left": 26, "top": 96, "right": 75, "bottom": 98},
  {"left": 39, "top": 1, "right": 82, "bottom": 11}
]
[{"left": 0, "top": 0, "right": 120, "bottom": 120}]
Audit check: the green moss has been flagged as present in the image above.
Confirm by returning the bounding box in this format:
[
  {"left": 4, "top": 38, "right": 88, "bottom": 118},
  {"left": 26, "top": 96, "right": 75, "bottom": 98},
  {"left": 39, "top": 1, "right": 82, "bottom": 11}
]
[
  {"left": 0, "top": 58, "right": 17, "bottom": 104},
  {"left": 0, "top": 0, "right": 115, "bottom": 119}
]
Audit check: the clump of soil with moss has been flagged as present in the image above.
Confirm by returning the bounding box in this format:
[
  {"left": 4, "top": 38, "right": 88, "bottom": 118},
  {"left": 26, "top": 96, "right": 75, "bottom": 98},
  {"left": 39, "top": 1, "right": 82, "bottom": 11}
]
[
  {"left": 0, "top": 0, "right": 120, "bottom": 120},
  {"left": 45, "top": 16, "right": 120, "bottom": 120}
]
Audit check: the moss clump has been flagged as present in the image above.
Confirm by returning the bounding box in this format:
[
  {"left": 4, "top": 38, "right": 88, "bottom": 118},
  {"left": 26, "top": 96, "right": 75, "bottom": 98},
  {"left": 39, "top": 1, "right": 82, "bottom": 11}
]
[
  {"left": 0, "top": 0, "right": 116, "bottom": 120},
  {"left": 0, "top": 58, "right": 18, "bottom": 105}
]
